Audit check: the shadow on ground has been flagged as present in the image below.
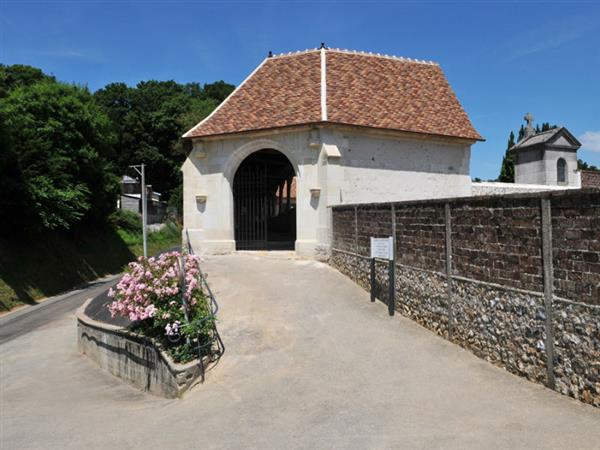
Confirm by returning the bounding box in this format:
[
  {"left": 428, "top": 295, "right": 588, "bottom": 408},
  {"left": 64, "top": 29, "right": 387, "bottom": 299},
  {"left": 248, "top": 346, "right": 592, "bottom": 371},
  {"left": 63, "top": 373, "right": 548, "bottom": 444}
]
[{"left": 0, "top": 226, "right": 135, "bottom": 311}]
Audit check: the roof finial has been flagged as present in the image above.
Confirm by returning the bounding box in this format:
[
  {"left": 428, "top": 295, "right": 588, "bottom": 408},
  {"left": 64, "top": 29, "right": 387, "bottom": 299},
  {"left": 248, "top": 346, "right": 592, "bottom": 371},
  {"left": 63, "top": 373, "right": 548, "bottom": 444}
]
[
  {"left": 320, "top": 42, "right": 326, "bottom": 49},
  {"left": 524, "top": 112, "right": 535, "bottom": 138},
  {"left": 268, "top": 50, "right": 273, "bottom": 58}
]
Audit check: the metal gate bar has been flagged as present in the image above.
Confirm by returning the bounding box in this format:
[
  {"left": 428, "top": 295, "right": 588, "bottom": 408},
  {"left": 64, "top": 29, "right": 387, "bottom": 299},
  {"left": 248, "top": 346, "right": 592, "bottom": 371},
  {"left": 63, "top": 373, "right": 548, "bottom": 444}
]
[
  {"left": 234, "top": 152, "right": 295, "bottom": 251},
  {"left": 235, "top": 162, "right": 269, "bottom": 250}
]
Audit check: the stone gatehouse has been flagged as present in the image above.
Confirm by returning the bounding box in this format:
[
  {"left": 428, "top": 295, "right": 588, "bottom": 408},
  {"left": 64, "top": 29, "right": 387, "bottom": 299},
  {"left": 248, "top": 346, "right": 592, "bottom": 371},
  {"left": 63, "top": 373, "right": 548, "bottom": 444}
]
[{"left": 182, "top": 47, "right": 482, "bottom": 256}]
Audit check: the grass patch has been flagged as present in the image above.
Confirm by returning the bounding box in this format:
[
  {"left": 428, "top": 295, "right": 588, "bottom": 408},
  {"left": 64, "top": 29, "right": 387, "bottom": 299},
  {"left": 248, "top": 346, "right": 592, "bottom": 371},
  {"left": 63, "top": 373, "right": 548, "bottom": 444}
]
[
  {"left": 0, "top": 218, "right": 182, "bottom": 312},
  {"left": 117, "top": 221, "right": 181, "bottom": 257}
]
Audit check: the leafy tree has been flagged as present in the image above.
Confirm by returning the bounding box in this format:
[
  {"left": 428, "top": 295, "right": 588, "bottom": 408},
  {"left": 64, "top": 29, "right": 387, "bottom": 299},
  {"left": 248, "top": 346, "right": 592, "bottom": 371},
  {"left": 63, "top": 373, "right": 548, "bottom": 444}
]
[
  {"left": 578, "top": 159, "right": 599, "bottom": 171},
  {"left": 203, "top": 80, "right": 234, "bottom": 103},
  {"left": 0, "top": 62, "right": 234, "bottom": 231},
  {"left": 0, "top": 80, "right": 119, "bottom": 231},
  {"left": 0, "top": 64, "right": 55, "bottom": 99},
  {"left": 498, "top": 131, "right": 516, "bottom": 182},
  {"left": 93, "top": 78, "right": 234, "bottom": 212}
]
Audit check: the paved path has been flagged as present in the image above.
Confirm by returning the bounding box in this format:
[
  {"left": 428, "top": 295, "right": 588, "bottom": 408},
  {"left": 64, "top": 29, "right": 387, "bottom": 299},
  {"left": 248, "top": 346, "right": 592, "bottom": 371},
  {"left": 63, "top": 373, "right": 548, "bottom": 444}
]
[
  {"left": 1, "top": 254, "right": 599, "bottom": 449},
  {"left": 0, "top": 274, "right": 120, "bottom": 345}
]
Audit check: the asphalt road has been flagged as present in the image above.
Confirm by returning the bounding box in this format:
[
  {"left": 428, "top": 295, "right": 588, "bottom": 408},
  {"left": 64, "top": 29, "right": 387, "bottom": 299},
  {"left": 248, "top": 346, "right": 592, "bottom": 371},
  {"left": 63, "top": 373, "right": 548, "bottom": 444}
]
[
  {"left": 0, "top": 246, "right": 179, "bottom": 344},
  {"left": 0, "top": 274, "right": 120, "bottom": 345}
]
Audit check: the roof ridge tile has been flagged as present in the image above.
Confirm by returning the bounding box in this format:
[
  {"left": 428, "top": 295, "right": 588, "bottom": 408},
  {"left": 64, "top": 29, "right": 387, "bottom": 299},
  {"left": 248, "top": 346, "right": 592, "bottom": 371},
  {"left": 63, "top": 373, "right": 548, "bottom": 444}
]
[
  {"left": 326, "top": 48, "right": 438, "bottom": 65},
  {"left": 269, "top": 48, "right": 438, "bottom": 65}
]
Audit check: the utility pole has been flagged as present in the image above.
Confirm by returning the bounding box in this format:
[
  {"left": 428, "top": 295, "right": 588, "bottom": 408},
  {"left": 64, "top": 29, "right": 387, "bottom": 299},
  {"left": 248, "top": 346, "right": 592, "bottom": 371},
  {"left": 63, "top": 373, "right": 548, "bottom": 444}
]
[{"left": 129, "top": 163, "right": 147, "bottom": 258}]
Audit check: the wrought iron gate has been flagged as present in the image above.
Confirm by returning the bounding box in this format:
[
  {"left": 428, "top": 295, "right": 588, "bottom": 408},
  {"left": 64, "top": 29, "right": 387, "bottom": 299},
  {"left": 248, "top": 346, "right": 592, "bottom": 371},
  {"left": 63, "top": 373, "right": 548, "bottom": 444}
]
[{"left": 234, "top": 161, "right": 269, "bottom": 250}]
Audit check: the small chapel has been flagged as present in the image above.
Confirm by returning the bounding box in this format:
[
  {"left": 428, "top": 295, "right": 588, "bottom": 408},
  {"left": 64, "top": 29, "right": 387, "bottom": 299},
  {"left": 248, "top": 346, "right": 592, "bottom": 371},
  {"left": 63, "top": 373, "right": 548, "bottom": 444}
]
[
  {"left": 512, "top": 113, "right": 581, "bottom": 187},
  {"left": 182, "top": 46, "right": 483, "bottom": 256}
]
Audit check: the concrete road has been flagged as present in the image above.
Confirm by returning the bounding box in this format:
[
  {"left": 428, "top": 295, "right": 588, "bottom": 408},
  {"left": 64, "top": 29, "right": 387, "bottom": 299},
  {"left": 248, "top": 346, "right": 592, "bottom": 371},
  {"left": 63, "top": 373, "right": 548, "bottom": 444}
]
[{"left": 1, "top": 254, "right": 599, "bottom": 449}]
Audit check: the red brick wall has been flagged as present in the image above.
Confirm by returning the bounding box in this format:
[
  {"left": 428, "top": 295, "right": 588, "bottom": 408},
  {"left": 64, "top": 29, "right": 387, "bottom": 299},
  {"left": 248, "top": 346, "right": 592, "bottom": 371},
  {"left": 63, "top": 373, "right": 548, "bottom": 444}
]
[
  {"left": 394, "top": 205, "right": 446, "bottom": 272},
  {"left": 581, "top": 171, "right": 600, "bottom": 189},
  {"left": 552, "top": 192, "right": 600, "bottom": 305},
  {"left": 331, "top": 208, "right": 355, "bottom": 253},
  {"left": 452, "top": 197, "right": 543, "bottom": 292},
  {"left": 357, "top": 205, "right": 393, "bottom": 256},
  {"left": 331, "top": 190, "right": 600, "bottom": 306}
]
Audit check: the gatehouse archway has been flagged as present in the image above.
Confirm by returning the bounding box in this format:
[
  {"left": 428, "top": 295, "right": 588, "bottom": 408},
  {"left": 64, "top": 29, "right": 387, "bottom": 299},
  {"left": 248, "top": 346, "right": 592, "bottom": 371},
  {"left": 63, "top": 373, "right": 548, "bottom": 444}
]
[{"left": 233, "top": 149, "right": 296, "bottom": 250}]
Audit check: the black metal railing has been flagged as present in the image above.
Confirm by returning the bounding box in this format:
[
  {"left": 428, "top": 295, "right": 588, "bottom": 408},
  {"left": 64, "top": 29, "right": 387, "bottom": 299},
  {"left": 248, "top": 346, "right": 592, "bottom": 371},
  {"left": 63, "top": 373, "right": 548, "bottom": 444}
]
[{"left": 184, "top": 229, "right": 225, "bottom": 381}]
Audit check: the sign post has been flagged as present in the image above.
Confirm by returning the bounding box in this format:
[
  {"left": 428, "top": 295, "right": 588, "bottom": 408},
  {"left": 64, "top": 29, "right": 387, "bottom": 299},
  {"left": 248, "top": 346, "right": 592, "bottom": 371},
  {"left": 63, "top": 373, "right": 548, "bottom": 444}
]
[
  {"left": 370, "top": 236, "right": 395, "bottom": 316},
  {"left": 129, "top": 163, "right": 147, "bottom": 258}
]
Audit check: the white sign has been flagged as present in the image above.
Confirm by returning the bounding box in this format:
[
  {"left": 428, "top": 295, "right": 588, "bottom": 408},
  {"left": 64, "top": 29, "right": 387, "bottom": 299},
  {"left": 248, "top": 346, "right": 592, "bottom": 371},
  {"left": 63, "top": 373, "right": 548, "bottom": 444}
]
[{"left": 370, "top": 236, "right": 394, "bottom": 260}]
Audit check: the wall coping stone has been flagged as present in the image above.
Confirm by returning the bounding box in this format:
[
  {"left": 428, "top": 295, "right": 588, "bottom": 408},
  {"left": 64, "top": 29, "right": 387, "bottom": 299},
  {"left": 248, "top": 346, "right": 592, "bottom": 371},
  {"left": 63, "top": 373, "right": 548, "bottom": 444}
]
[{"left": 330, "top": 187, "right": 600, "bottom": 210}]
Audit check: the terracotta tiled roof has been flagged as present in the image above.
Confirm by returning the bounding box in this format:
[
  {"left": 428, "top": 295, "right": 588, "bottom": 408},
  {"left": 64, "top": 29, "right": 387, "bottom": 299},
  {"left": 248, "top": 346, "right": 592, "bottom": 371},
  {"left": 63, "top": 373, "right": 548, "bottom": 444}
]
[
  {"left": 275, "top": 177, "right": 297, "bottom": 200},
  {"left": 184, "top": 48, "right": 483, "bottom": 141}
]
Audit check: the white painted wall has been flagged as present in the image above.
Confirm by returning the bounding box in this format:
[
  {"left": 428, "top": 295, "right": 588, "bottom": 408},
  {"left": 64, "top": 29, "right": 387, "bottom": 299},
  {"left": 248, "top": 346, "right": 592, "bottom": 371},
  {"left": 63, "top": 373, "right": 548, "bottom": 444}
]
[
  {"left": 543, "top": 149, "right": 579, "bottom": 187},
  {"left": 515, "top": 148, "right": 580, "bottom": 187},
  {"left": 182, "top": 126, "right": 474, "bottom": 257},
  {"left": 515, "top": 148, "right": 546, "bottom": 185},
  {"left": 323, "top": 128, "right": 472, "bottom": 205}
]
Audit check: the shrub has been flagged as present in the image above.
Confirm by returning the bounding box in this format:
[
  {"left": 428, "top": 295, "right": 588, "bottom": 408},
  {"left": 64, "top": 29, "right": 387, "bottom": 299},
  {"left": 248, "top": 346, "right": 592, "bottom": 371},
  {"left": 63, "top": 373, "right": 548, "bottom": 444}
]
[
  {"left": 109, "top": 209, "right": 142, "bottom": 233},
  {"left": 0, "top": 80, "right": 119, "bottom": 232},
  {"left": 107, "top": 251, "right": 215, "bottom": 362}
]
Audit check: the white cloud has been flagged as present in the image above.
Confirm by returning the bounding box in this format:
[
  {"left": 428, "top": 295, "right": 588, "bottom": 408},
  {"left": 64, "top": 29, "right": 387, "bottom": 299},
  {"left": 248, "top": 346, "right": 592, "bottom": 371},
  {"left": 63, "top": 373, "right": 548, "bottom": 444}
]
[
  {"left": 42, "top": 48, "right": 105, "bottom": 63},
  {"left": 580, "top": 131, "right": 600, "bottom": 153},
  {"left": 502, "top": 16, "right": 597, "bottom": 61},
  {"left": 512, "top": 28, "right": 586, "bottom": 59}
]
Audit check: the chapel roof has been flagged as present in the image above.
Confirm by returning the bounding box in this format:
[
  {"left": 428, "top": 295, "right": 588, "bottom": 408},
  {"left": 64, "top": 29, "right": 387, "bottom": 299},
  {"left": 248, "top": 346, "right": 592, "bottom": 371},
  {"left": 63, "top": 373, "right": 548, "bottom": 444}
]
[
  {"left": 511, "top": 127, "right": 581, "bottom": 150},
  {"left": 183, "top": 48, "right": 483, "bottom": 141}
]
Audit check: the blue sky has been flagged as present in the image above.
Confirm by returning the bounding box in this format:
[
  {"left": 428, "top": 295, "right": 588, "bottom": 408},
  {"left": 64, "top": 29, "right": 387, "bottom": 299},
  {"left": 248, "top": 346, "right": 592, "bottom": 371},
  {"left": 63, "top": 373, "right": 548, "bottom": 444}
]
[{"left": 2, "top": 0, "right": 599, "bottom": 179}]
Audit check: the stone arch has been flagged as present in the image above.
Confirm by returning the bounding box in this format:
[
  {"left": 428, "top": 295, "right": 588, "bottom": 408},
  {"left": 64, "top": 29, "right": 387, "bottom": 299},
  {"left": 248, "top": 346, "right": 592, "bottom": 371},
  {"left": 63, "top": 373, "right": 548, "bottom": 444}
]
[
  {"left": 223, "top": 138, "right": 300, "bottom": 184},
  {"left": 231, "top": 147, "right": 297, "bottom": 250},
  {"left": 222, "top": 139, "right": 301, "bottom": 242}
]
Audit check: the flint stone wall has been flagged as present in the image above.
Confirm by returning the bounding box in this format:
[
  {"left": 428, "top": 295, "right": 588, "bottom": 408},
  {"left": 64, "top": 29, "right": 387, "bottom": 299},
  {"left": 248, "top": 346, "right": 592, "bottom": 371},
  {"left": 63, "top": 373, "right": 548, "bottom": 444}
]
[
  {"left": 553, "top": 300, "right": 600, "bottom": 404},
  {"left": 77, "top": 300, "right": 206, "bottom": 398},
  {"left": 330, "top": 189, "right": 600, "bottom": 407}
]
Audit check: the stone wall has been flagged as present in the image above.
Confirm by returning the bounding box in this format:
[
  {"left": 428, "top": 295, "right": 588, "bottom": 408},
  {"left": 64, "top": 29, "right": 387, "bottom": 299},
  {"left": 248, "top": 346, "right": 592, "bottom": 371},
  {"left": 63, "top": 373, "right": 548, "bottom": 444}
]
[
  {"left": 329, "top": 189, "right": 600, "bottom": 407},
  {"left": 77, "top": 301, "right": 206, "bottom": 398}
]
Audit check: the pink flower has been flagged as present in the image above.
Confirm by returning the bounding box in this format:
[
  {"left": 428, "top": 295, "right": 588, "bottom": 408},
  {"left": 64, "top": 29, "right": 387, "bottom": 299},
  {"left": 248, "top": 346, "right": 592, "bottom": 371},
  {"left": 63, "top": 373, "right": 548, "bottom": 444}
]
[{"left": 145, "top": 304, "right": 157, "bottom": 318}]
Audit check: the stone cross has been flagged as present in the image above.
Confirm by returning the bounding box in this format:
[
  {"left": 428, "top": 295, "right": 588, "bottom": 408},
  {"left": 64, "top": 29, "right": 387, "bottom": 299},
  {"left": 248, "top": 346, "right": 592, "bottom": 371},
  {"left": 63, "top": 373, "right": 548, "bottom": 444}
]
[{"left": 524, "top": 112, "right": 535, "bottom": 137}]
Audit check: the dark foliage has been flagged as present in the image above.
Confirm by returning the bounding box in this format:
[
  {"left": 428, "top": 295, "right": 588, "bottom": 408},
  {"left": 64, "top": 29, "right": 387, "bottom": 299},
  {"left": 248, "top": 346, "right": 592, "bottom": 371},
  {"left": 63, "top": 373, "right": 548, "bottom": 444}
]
[
  {"left": 0, "top": 63, "right": 233, "bottom": 233},
  {"left": 0, "top": 78, "right": 120, "bottom": 232},
  {"left": 93, "top": 80, "right": 233, "bottom": 211},
  {"left": 578, "top": 159, "right": 599, "bottom": 171}
]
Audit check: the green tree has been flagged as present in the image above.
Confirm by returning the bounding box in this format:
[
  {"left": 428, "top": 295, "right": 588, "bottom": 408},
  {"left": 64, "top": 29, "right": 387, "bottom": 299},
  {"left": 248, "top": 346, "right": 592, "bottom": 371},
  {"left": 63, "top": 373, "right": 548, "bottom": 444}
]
[
  {"left": 578, "top": 159, "right": 599, "bottom": 171},
  {"left": 0, "top": 64, "right": 55, "bottom": 99},
  {"left": 498, "top": 131, "right": 516, "bottom": 182},
  {"left": 0, "top": 80, "right": 119, "bottom": 231},
  {"left": 203, "top": 80, "right": 234, "bottom": 103},
  {"left": 93, "top": 79, "right": 234, "bottom": 211}
]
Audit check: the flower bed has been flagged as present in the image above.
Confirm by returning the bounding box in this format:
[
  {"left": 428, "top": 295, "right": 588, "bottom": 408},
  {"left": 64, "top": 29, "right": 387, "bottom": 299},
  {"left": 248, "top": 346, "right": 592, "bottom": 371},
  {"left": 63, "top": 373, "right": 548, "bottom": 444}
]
[
  {"left": 107, "top": 251, "right": 216, "bottom": 363},
  {"left": 77, "top": 304, "right": 208, "bottom": 398}
]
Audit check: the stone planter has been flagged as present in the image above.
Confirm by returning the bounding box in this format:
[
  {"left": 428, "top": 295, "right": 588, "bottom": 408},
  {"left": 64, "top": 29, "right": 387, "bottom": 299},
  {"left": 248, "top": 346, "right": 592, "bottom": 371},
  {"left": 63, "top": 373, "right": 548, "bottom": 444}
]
[{"left": 76, "top": 299, "right": 209, "bottom": 398}]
